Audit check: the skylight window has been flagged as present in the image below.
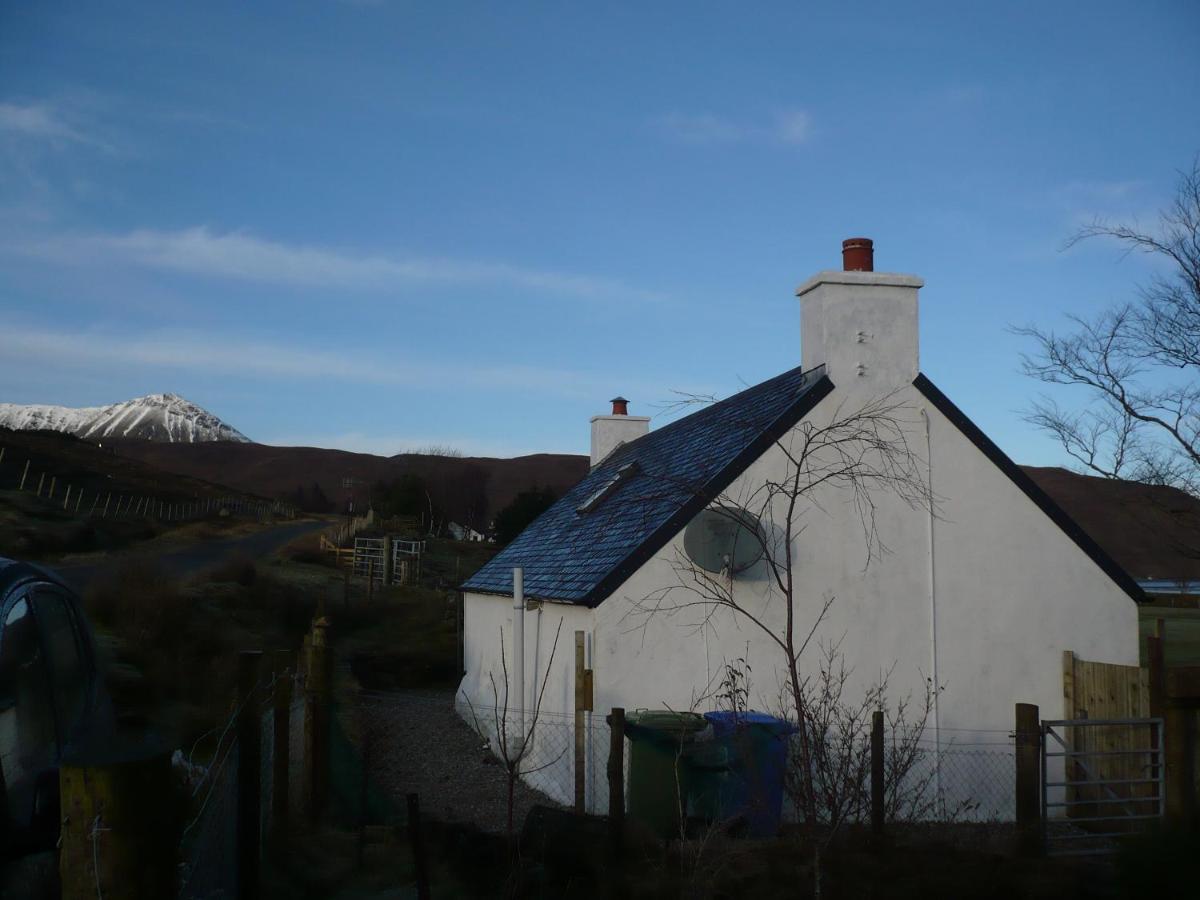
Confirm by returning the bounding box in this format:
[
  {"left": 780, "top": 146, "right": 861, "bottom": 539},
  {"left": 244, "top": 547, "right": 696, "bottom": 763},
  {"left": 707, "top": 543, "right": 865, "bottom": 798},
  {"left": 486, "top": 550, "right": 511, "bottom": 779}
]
[{"left": 576, "top": 462, "right": 640, "bottom": 514}]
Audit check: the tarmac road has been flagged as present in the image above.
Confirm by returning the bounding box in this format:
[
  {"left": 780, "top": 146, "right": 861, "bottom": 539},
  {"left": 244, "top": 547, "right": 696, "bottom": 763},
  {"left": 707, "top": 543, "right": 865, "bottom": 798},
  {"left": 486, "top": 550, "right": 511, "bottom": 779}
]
[{"left": 49, "top": 518, "right": 330, "bottom": 590}]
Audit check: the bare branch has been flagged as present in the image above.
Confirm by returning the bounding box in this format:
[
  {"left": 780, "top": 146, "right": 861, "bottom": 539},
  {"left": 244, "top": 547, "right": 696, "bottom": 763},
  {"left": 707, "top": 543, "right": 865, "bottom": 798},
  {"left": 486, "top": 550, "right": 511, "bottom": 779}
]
[{"left": 1019, "top": 156, "right": 1200, "bottom": 494}]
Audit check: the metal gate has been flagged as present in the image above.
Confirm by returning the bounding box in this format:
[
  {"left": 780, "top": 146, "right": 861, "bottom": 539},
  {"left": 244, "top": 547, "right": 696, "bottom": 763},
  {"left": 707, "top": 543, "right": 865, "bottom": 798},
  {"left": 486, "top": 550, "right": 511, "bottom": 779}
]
[
  {"left": 353, "top": 537, "right": 386, "bottom": 583},
  {"left": 1041, "top": 717, "right": 1164, "bottom": 855},
  {"left": 391, "top": 538, "right": 424, "bottom": 585}
]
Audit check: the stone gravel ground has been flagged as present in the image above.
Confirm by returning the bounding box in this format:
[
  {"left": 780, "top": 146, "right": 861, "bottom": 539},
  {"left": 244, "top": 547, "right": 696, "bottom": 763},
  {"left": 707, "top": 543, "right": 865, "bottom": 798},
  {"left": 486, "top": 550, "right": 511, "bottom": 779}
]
[{"left": 342, "top": 685, "right": 564, "bottom": 835}]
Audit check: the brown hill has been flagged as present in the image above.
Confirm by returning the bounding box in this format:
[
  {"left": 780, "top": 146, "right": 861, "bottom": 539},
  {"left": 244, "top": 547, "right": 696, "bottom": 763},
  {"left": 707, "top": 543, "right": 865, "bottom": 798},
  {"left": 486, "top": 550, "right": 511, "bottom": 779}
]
[
  {"left": 1023, "top": 466, "right": 1200, "bottom": 582},
  {"left": 0, "top": 427, "right": 257, "bottom": 504},
  {"left": 103, "top": 435, "right": 1200, "bottom": 580},
  {"left": 111, "top": 440, "right": 590, "bottom": 531}
]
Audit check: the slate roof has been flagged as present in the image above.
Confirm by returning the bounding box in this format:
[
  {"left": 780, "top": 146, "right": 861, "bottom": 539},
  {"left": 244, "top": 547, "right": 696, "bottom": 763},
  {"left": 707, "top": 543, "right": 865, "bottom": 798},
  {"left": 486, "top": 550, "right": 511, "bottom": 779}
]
[{"left": 462, "top": 364, "right": 833, "bottom": 605}]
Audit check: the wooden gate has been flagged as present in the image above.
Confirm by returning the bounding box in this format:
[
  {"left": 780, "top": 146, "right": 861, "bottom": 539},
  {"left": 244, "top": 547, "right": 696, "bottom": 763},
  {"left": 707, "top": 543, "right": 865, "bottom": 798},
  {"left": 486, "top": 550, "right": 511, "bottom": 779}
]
[
  {"left": 1064, "top": 644, "right": 1200, "bottom": 828},
  {"left": 1062, "top": 651, "right": 1148, "bottom": 721}
]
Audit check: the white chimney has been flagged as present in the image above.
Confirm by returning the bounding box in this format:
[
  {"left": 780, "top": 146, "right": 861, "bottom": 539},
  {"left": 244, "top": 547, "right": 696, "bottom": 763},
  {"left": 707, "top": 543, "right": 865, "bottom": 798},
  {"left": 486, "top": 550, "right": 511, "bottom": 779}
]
[
  {"left": 796, "top": 238, "right": 923, "bottom": 387},
  {"left": 590, "top": 396, "right": 649, "bottom": 467}
]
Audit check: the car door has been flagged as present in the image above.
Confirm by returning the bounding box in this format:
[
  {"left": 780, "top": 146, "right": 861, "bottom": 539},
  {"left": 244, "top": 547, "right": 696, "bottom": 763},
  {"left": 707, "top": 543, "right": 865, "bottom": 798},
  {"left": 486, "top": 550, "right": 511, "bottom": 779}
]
[
  {"left": 30, "top": 587, "right": 94, "bottom": 753},
  {"left": 0, "top": 589, "right": 59, "bottom": 833}
]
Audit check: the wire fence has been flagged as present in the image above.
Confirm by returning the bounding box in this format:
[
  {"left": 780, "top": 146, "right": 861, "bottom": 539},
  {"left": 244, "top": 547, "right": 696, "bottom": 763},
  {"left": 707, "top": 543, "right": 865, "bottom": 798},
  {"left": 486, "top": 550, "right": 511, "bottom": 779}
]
[
  {"left": 177, "top": 664, "right": 308, "bottom": 899},
  {"left": 164, "top": 645, "right": 1020, "bottom": 898},
  {"left": 0, "top": 441, "right": 294, "bottom": 521},
  {"left": 333, "top": 686, "right": 1023, "bottom": 840},
  {"left": 178, "top": 741, "right": 239, "bottom": 900}
]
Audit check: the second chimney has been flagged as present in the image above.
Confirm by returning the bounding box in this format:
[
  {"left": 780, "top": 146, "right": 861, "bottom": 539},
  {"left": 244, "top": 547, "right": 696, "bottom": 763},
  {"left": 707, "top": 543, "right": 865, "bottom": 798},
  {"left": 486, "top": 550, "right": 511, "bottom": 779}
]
[{"left": 590, "top": 396, "right": 649, "bottom": 466}]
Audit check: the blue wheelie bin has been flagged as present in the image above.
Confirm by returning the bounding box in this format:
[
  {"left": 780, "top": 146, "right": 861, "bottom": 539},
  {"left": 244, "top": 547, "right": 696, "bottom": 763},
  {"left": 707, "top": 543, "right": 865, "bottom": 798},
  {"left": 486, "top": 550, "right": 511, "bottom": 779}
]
[{"left": 701, "top": 711, "right": 797, "bottom": 837}]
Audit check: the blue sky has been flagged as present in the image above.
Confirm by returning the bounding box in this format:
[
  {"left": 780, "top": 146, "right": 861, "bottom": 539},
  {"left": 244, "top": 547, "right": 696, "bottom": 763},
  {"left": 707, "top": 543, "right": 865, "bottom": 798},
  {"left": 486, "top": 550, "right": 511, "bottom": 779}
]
[{"left": 1, "top": 1, "right": 1198, "bottom": 461}]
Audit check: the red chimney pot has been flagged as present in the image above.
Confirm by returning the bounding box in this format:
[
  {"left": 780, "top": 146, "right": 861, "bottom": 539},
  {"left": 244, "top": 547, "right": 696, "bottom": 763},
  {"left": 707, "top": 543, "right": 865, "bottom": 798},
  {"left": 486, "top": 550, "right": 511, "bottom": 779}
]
[
  {"left": 842, "top": 237, "right": 874, "bottom": 272},
  {"left": 610, "top": 396, "right": 629, "bottom": 416}
]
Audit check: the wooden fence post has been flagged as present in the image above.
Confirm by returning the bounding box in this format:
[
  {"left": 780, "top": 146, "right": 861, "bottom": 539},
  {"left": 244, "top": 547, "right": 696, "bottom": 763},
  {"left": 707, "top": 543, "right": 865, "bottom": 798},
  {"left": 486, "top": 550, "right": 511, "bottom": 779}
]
[
  {"left": 237, "top": 650, "right": 263, "bottom": 900},
  {"left": 575, "top": 631, "right": 588, "bottom": 813},
  {"left": 19, "top": 459, "right": 29, "bottom": 490},
  {"left": 36, "top": 473, "right": 44, "bottom": 497},
  {"left": 273, "top": 649, "right": 293, "bottom": 834},
  {"left": 103, "top": 493, "right": 111, "bottom": 517},
  {"left": 75, "top": 490, "right": 83, "bottom": 513},
  {"left": 607, "top": 707, "right": 625, "bottom": 858},
  {"left": 871, "top": 709, "right": 885, "bottom": 843},
  {"left": 63, "top": 484, "right": 71, "bottom": 510},
  {"left": 1163, "top": 663, "right": 1200, "bottom": 828},
  {"left": 48, "top": 475, "right": 55, "bottom": 499},
  {"left": 306, "top": 618, "right": 331, "bottom": 822},
  {"left": 1015, "top": 702, "right": 1041, "bottom": 856},
  {"left": 58, "top": 742, "right": 177, "bottom": 900},
  {"left": 382, "top": 534, "right": 393, "bottom": 587}
]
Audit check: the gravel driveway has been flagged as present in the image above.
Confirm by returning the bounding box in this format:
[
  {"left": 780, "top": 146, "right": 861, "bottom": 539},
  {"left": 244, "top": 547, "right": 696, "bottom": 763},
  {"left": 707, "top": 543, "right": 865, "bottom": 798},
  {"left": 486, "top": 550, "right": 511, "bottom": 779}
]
[{"left": 351, "top": 687, "right": 564, "bottom": 835}]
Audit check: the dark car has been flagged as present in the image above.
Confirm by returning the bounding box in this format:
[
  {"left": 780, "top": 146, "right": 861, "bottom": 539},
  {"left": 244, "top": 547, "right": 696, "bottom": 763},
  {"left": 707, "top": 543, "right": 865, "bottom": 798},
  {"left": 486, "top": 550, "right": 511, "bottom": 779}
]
[{"left": 0, "top": 558, "right": 113, "bottom": 855}]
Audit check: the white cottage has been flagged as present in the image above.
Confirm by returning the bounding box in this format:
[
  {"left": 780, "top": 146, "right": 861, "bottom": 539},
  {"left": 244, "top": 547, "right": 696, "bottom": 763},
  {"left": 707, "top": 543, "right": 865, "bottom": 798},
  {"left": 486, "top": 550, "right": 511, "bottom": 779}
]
[{"left": 457, "top": 238, "right": 1143, "bottom": 815}]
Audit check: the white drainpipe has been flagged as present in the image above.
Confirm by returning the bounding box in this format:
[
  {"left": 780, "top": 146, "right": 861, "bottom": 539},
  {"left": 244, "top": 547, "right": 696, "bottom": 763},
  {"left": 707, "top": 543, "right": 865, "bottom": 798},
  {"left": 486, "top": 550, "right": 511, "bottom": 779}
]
[
  {"left": 512, "top": 567, "right": 526, "bottom": 741},
  {"left": 920, "top": 409, "right": 943, "bottom": 815}
]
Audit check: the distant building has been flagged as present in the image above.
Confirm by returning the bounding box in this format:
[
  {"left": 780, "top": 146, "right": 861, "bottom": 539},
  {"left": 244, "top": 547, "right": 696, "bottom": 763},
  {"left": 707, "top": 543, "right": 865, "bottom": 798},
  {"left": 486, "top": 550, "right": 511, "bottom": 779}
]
[{"left": 447, "top": 521, "right": 486, "bottom": 543}]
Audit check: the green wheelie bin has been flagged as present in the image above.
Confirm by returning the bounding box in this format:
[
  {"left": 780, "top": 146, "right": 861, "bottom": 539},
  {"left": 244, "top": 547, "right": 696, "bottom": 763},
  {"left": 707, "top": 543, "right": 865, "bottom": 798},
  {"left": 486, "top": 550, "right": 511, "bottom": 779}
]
[{"left": 624, "top": 710, "right": 709, "bottom": 838}]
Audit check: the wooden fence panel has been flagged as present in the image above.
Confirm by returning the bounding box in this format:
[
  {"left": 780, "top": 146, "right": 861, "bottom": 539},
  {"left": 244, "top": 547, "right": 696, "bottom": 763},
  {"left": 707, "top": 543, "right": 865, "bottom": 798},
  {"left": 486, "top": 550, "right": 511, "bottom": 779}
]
[{"left": 1062, "top": 651, "right": 1155, "bottom": 822}]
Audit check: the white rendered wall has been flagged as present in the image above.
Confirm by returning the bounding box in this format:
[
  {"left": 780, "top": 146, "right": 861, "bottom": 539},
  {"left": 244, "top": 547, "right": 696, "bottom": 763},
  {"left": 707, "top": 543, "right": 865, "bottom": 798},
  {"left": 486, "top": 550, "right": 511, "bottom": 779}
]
[{"left": 457, "top": 591, "right": 599, "bottom": 808}]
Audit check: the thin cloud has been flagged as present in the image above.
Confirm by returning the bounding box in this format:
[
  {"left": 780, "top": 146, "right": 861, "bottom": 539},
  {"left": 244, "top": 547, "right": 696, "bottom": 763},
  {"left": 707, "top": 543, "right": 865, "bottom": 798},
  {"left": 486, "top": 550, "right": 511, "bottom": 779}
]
[
  {"left": 772, "top": 109, "right": 811, "bottom": 146},
  {"left": 655, "top": 108, "right": 813, "bottom": 147},
  {"left": 11, "top": 226, "right": 667, "bottom": 303},
  {"left": 0, "top": 101, "right": 116, "bottom": 152},
  {"left": 0, "top": 321, "right": 661, "bottom": 401},
  {"left": 263, "top": 431, "right": 571, "bottom": 458}
]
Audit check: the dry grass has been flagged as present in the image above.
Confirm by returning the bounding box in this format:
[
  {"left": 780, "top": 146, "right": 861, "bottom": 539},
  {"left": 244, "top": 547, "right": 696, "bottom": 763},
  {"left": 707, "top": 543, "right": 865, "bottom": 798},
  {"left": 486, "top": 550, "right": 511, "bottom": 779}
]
[
  {"left": 85, "top": 561, "right": 234, "bottom": 738},
  {"left": 280, "top": 532, "right": 336, "bottom": 567}
]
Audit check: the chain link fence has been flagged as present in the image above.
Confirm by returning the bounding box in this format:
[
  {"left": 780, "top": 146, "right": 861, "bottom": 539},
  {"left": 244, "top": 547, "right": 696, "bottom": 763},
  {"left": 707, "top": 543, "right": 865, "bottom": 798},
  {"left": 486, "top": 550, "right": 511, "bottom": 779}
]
[{"left": 339, "top": 689, "right": 1020, "bottom": 837}]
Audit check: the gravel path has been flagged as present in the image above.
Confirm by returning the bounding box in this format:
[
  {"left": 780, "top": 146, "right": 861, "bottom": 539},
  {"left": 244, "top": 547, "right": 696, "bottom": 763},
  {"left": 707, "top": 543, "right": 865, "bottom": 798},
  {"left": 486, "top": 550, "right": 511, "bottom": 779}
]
[{"left": 353, "top": 687, "right": 564, "bottom": 835}]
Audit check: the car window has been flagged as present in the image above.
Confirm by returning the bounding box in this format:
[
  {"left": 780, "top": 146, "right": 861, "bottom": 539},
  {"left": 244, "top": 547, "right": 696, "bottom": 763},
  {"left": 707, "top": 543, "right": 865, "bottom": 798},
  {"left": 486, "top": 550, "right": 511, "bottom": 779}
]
[
  {"left": 32, "top": 590, "right": 89, "bottom": 743},
  {"left": 0, "top": 595, "right": 58, "bottom": 821}
]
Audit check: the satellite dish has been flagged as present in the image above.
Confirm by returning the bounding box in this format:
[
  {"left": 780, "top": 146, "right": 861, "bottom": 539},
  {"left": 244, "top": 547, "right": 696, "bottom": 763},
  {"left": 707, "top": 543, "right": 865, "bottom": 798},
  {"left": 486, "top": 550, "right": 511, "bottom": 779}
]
[{"left": 683, "top": 506, "right": 764, "bottom": 575}]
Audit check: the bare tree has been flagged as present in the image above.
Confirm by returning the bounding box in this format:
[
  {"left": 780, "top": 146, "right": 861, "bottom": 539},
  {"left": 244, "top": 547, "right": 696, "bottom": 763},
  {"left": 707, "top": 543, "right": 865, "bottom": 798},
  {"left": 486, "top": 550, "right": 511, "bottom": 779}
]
[
  {"left": 461, "top": 618, "right": 565, "bottom": 839},
  {"left": 628, "top": 392, "right": 933, "bottom": 827},
  {"left": 1015, "top": 157, "right": 1200, "bottom": 494}
]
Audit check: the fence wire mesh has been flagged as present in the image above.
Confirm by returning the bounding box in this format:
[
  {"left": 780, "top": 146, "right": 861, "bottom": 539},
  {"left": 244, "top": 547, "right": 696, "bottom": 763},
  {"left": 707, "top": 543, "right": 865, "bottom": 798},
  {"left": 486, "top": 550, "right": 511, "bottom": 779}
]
[
  {"left": 178, "top": 740, "right": 239, "bottom": 900},
  {"left": 170, "top": 658, "right": 1021, "bottom": 898},
  {"left": 177, "top": 665, "right": 307, "bottom": 899},
  {"left": 343, "top": 689, "right": 1019, "bottom": 837}
]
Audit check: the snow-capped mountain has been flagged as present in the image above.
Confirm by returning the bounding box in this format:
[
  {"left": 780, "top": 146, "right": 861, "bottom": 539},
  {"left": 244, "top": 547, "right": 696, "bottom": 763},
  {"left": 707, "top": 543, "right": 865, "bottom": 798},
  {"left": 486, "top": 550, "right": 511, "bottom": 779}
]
[{"left": 0, "top": 394, "right": 250, "bottom": 443}]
